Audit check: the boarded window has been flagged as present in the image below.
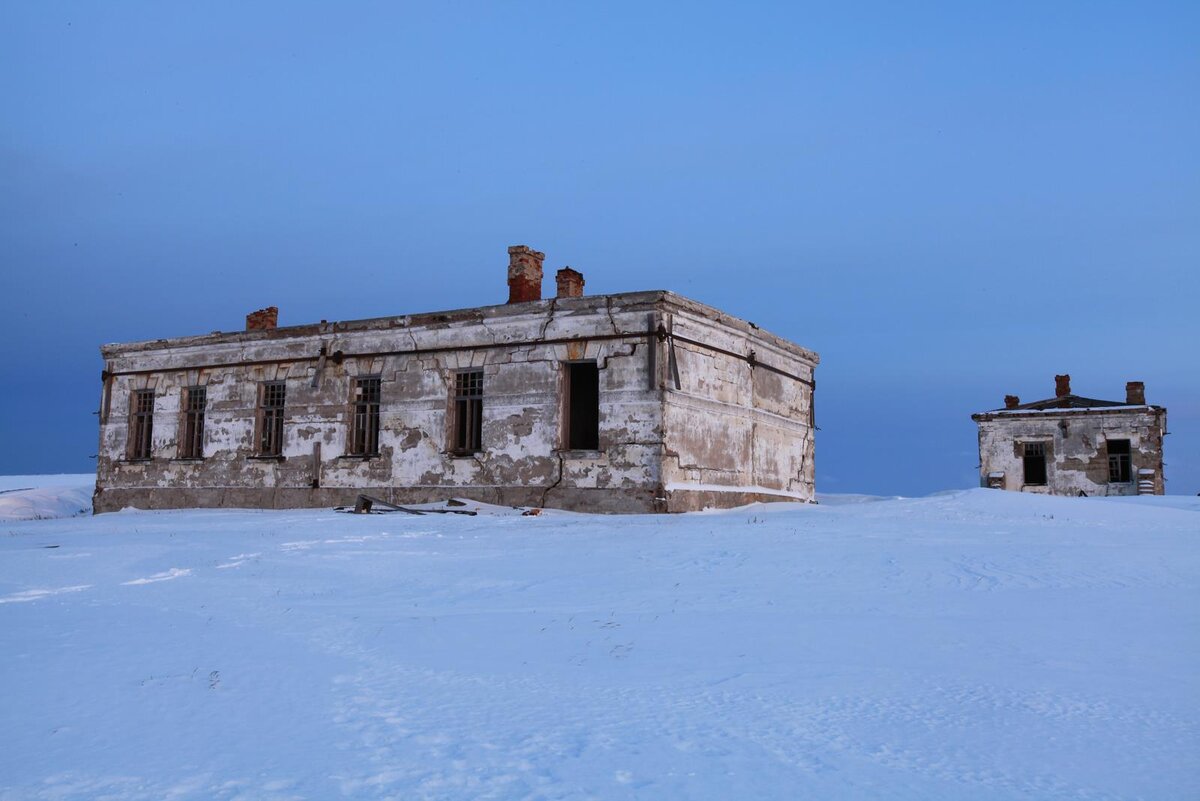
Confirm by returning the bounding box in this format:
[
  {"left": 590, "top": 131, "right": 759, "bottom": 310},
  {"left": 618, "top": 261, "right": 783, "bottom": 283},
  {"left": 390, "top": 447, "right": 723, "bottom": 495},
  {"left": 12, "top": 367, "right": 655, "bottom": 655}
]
[
  {"left": 1023, "top": 441, "right": 1047, "bottom": 486},
  {"left": 350, "top": 376, "right": 381, "bottom": 456},
  {"left": 257, "top": 381, "right": 286, "bottom": 456},
  {"left": 565, "top": 361, "right": 600, "bottom": 451},
  {"left": 179, "top": 386, "right": 207, "bottom": 459},
  {"left": 1107, "top": 439, "right": 1132, "bottom": 483},
  {"left": 129, "top": 389, "right": 155, "bottom": 460},
  {"left": 452, "top": 370, "right": 483, "bottom": 454}
]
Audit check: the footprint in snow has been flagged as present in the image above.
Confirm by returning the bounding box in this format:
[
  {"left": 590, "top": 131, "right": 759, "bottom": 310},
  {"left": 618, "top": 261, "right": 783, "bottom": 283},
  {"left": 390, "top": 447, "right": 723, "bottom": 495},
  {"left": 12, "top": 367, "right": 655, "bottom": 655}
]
[{"left": 122, "top": 568, "right": 191, "bottom": 586}]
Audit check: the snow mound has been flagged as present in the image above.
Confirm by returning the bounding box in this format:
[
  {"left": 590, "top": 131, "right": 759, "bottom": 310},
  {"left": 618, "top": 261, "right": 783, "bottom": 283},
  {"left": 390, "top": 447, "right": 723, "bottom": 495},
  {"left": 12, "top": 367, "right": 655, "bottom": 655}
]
[{"left": 0, "top": 475, "right": 92, "bottom": 522}]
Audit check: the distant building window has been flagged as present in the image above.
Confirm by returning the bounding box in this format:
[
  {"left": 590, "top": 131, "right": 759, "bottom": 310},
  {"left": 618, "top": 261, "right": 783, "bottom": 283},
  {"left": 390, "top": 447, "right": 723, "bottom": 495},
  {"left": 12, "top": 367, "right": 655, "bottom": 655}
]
[
  {"left": 1107, "top": 439, "right": 1132, "bottom": 483},
  {"left": 257, "top": 381, "right": 286, "bottom": 456},
  {"left": 350, "top": 376, "right": 381, "bottom": 456},
  {"left": 452, "top": 370, "right": 483, "bottom": 454},
  {"left": 179, "top": 386, "right": 207, "bottom": 459},
  {"left": 129, "top": 389, "right": 155, "bottom": 460},
  {"left": 564, "top": 361, "right": 600, "bottom": 451},
  {"left": 1023, "top": 442, "right": 1047, "bottom": 486}
]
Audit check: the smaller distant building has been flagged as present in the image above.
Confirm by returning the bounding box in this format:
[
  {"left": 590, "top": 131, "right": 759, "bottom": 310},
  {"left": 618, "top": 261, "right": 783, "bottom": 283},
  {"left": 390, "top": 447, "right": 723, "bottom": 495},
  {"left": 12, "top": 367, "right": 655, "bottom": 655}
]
[{"left": 971, "top": 375, "right": 1166, "bottom": 496}]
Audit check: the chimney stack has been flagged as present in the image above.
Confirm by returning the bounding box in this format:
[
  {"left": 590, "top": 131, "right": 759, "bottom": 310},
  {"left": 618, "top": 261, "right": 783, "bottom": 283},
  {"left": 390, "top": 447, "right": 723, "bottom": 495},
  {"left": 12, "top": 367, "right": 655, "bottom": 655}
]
[
  {"left": 1055, "top": 374, "right": 1071, "bottom": 398},
  {"left": 507, "top": 245, "right": 545, "bottom": 304},
  {"left": 1126, "top": 381, "right": 1145, "bottom": 405},
  {"left": 555, "top": 267, "right": 585, "bottom": 299},
  {"left": 1004, "top": 395, "right": 1020, "bottom": 409},
  {"left": 246, "top": 306, "right": 278, "bottom": 331}
]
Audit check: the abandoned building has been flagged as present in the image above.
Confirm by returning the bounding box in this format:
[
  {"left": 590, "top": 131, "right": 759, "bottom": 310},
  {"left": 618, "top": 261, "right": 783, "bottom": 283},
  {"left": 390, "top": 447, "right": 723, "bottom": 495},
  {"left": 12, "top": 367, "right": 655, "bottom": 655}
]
[
  {"left": 971, "top": 375, "right": 1166, "bottom": 496},
  {"left": 94, "top": 246, "right": 819, "bottom": 514}
]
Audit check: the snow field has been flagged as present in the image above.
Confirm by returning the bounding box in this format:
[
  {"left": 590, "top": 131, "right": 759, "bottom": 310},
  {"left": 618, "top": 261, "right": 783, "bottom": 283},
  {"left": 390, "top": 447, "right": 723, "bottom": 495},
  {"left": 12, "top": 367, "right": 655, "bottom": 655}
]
[{"left": 0, "top": 483, "right": 1198, "bottom": 800}]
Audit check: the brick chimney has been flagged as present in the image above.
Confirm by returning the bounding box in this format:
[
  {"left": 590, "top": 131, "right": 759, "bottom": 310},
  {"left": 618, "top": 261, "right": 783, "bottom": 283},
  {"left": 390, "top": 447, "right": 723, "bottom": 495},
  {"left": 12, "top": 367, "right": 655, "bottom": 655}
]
[
  {"left": 507, "top": 245, "right": 545, "bottom": 303},
  {"left": 555, "top": 267, "right": 585, "bottom": 299},
  {"left": 246, "top": 306, "right": 278, "bottom": 331},
  {"left": 1126, "top": 381, "right": 1145, "bottom": 405},
  {"left": 1004, "top": 395, "right": 1020, "bottom": 409},
  {"left": 1055, "top": 374, "right": 1071, "bottom": 398}
]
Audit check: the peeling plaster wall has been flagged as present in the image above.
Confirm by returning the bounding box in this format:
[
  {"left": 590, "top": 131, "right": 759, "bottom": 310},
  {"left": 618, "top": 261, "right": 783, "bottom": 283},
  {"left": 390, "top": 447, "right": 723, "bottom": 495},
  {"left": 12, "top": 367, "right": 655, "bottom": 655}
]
[
  {"left": 974, "top": 408, "right": 1167, "bottom": 496},
  {"left": 95, "top": 292, "right": 819, "bottom": 514},
  {"left": 658, "top": 300, "right": 818, "bottom": 512}
]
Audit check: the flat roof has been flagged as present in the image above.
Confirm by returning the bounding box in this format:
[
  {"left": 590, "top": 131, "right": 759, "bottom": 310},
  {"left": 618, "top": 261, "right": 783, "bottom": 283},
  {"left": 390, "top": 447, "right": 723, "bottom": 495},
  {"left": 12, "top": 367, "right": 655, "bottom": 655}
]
[{"left": 101, "top": 290, "right": 819, "bottom": 365}]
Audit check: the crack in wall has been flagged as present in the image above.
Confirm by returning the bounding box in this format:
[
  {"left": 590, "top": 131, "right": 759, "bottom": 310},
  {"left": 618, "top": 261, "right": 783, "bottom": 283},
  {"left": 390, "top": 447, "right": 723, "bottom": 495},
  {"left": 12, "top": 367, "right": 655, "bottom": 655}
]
[
  {"left": 604, "top": 296, "right": 620, "bottom": 336},
  {"left": 537, "top": 298, "right": 559, "bottom": 340},
  {"left": 540, "top": 452, "right": 566, "bottom": 507}
]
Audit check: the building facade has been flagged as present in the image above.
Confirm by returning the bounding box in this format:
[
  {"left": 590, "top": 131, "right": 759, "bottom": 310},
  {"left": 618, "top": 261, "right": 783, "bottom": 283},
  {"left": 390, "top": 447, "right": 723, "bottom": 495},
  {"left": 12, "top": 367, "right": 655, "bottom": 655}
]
[
  {"left": 971, "top": 375, "right": 1166, "bottom": 496},
  {"left": 94, "top": 246, "right": 819, "bottom": 514}
]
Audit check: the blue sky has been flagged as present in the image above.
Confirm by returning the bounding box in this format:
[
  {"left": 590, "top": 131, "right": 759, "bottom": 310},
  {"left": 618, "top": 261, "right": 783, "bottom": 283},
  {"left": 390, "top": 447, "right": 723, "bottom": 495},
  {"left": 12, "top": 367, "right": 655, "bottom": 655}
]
[{"left": 2, "top": 1, "right": 1197, "bottom": 494}]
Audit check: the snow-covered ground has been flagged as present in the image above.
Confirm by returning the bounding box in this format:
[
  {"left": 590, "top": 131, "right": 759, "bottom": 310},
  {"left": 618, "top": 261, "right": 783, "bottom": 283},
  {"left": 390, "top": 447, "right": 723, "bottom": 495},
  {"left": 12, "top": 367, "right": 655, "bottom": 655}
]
[{"left": 1, "top": 479, "right": 1198, "bottom": 800}]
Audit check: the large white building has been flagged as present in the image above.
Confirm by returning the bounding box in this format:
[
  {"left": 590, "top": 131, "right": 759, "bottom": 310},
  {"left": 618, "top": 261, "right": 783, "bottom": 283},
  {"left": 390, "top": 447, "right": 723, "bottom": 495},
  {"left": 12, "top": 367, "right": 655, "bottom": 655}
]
[{"left": 94, "top": 246, "right": 819, "bottom": 513}]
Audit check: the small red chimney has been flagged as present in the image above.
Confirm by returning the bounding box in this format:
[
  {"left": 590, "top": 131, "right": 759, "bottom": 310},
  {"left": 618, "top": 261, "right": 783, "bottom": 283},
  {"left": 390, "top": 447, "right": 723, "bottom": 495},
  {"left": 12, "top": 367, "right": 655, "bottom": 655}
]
[
  {"left": 1055, "top": 374, "right": 1071, "bottom": 398},
  {"left": 555, "top": 267, "right": 585, "bottom": 298},
  {"left": 507, "top": 245, "right": 545, "bottom": 304},
  {"left": 1126, "top": 381, "right": 1145, "bottom": 405},
  {"left": 1004, "top": 395, "right": 1020, "bottom": 409},
  {"left": 246, "top": 306, "right": 278, "bottom": 331}
]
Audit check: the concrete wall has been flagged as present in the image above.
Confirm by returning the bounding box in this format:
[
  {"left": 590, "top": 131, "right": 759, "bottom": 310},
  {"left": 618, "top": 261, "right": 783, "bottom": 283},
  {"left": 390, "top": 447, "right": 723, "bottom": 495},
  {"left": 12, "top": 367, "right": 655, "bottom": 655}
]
[
  {"left": 658, "top": 298, "right": 818, "bottom": 511},
  {"left": 973, "top": 408, "right": 1166, "bottom": 496},
  {"left": 95, "top": 291, "right": 819, "bottom": 514}
]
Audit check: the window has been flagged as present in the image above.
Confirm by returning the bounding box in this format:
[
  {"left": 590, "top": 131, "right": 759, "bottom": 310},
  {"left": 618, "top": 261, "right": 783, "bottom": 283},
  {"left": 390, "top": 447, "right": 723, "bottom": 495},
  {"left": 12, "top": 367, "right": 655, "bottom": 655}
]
[
  {"left": 350, "top": 376, "right": 381, "bottom": 456},
  {"left": 564, "top": 361, "right": 600, "bottom": 451},
  {"left": 257, "top": 381, "right": 286, "bottom": 456},
  {"left": 1023, "top": 441, "right": 1047, "bottom": 486},
  {"left": 451, "top": 370, "right": 483, "bottom": 454},
  {"left": 179, "top": 386, "right": 207, "bottom": 459},
  {"left": 129, "top": 389, "right": 155, "bottom": 460},
  {"left": 1107, "top": 439, "right": 1132, "bottom": 483}
]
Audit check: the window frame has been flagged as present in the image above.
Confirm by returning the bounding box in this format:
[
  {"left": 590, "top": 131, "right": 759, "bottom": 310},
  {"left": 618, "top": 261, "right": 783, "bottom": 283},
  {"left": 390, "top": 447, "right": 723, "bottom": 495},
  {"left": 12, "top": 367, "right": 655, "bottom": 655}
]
[
  {"left": 256, "top": 380, "right": 287, "bottom": 457},
  {"left": 348, "top": 375, "right": 382, "bottom": 457},
  {"left": 1022, "top": 441, "right": 1048, "bottom": 486},
  {"left": 1107, "top": 438, "right": 1132, "bottom": 483},
  {"left": 450, "top": 369, "right": 484, "bottom": 455},
  {"left": 128, "top": 388, "right": 155, "bottom": 461},
  {"left": 178, "top": 385, "right": 207, "bottom": 460}
]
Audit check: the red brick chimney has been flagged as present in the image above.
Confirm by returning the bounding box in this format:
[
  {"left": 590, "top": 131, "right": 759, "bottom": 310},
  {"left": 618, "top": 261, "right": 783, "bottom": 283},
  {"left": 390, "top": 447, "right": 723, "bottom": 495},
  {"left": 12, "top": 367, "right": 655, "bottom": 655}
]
[
  {"left": 507, "top": 245, "right": 545, "bottom": 303},
  {"left": 1055, "top": 374, "right": 1071, "bottom": 398},
  {"left": 1004, "top": 395, "right": 1020, "bottom": 409},
  {"left": 1126, "top": 381, "right": 1145, "bottom": 405},
  {"left": 246, "top": 306, "right": 278, "bottom": 331},
  {"left": 555, "top": 267, "right": 585, "bottom": 299}
]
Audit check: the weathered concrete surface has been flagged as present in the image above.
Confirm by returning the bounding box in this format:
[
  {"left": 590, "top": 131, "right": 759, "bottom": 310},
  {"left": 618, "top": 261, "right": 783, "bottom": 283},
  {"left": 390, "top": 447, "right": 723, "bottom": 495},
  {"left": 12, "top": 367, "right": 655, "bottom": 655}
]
[
  {"left": 95, "top": 291, "right": 818, "bottom": 514},
  {"left": 972, "top": 406, "right": 1167, "bottom": 496},
  {"left": 657, "top": 300, "right": 817, "bottom": 511}
]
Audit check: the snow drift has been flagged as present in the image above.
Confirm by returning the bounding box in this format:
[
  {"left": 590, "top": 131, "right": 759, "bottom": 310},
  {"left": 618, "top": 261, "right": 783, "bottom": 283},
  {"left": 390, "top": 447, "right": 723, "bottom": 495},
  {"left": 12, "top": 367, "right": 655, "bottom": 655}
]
[{"left": 0, "top": 474, "right": 92, "bottom": 522}]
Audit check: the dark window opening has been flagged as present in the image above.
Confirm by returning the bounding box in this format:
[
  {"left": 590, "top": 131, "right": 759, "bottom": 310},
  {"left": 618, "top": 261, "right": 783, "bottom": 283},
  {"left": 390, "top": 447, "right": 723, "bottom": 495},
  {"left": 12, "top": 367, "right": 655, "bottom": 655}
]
[
  {"left": 258, "top": 381, "right": 286, "bottom": 456},
  {"left": 1107, "top": 439, "right": 1132, "bottom": 483},
  {"left": 179, "top": 386, "right": 207, "bottom": 459},
  {"left": 1023, "top": 441, "right": 1047, "bottom": 486},
  {"left": 565, "top": 361, "right": 600, "bottom": 451},
  {"left": 452, "top": 370, "right": 483, "bottom": 454},
  {"left": 350, "top": 376, "right": 381, "bottom": 456},
  {"left": 129, "top": 389, "right": 155, "bottom": 460}
]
